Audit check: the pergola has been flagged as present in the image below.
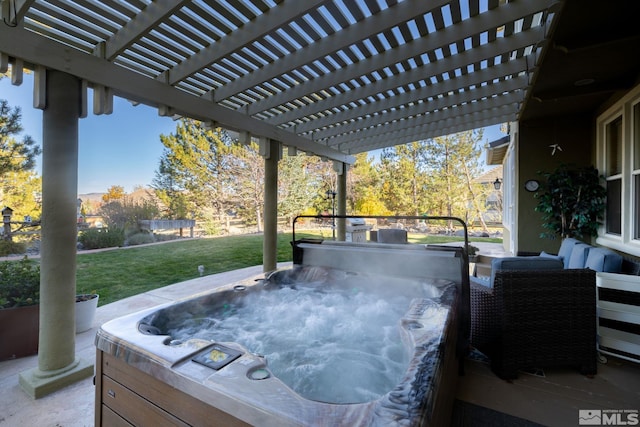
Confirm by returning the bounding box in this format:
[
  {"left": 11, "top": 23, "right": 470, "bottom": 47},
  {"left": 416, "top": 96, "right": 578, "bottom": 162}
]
[
  {"left": 1, "top": 0, "right": 558, "bottom": 155},
  {"left": 0, "top": 0, "right": 560, "bottom": 398}
]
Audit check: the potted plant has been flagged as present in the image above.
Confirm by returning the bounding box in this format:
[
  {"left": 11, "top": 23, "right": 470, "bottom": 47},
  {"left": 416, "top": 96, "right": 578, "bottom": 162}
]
[
  {"left": 0, "top": 257, "right": 40, "bottom": 361},
  {"left": 0, "top": 257, "right": 100, "bottom": 360},
  {"left": 75, "top": 291, "right": 99, "bottom": 333},
  {"left": 535, "top": 164, "right": 607, "bottom": 239},
  {"left": 467, "top": 245, "right": 480, "bottom": 263}
]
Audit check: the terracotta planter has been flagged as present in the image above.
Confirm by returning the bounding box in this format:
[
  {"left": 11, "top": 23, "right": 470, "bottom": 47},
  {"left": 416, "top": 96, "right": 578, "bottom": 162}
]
[
  {"left": 0, "top": 305, "right": 39, "bottom": 361},
  {"left": 75, "top": 294, "right": 99, "bottom": 333}
]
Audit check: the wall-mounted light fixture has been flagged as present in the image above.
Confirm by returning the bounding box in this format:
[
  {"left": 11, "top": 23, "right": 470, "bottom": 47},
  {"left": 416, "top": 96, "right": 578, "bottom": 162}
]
[{"left": 493, "top": 178, "right": 502, "bottom": 190}]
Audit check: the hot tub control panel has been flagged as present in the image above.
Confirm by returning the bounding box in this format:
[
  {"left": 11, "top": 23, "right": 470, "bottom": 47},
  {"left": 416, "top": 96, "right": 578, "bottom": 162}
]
[{"left": 192, "top": 344, "right": 243, "bottom": 370}]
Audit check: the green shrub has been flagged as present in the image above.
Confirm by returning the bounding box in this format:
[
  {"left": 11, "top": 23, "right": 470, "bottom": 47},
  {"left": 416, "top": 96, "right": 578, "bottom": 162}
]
[
  {"left": 99, "top": 197, "right": 160, "bottom": 230},
  {"left": 78, "top": 227, "right": 125, "bottom": 249},
  {"left": 202, "top": 219, "right": 222, "bottom": 236},
  {"left": 0, "top": 257, "right": 40, "bottom": 308},
  {"left": 197, "top": 207, "right": 223, "bottom": 236},
  {"left": 0, "top": 240, "right": 26, "bottom": 256},
  {"left": 126, "top": 232, "right": 155, "bottom": 246},
  {"left": 151, "top": 233, "right": 177, "bottom": 242}
]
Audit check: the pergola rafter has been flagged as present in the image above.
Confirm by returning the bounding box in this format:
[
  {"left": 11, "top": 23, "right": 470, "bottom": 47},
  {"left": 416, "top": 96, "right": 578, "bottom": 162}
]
[{"left": 0, "top": 0, "right": 561, "bottom": 160}]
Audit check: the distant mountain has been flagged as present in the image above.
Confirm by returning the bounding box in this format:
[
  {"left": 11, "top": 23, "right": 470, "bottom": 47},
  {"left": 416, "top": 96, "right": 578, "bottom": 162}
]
[
  {"left": 79, "top": 187, "right": 156, "bottom": 202},
  {"left": 129, "top": 187, "right": 157, "bottom": 203}
]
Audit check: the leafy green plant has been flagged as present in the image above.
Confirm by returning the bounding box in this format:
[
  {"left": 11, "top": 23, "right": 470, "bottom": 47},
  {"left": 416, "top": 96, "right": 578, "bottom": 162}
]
[
  {"left": 78, "top": 227, "right": 125, "bottom": 249},
  {"left": 99, "top": 196, "right": 161, "bottom": 230},
  {"left": 75, "top": 293, "right": 98, "bottom": 302},
  {"left": 535, "top": 164, "right": 606, "bottom": 239},
  {"left": 126, "top": 231, "right": 155, "bottom": 246},
  {"left": 0, "top": 257, "right": 40, "bottom": 309},
  {"left": 0, "top": 240, "right": 27, "bottom": 256},
  {"left": 152, "top": 233, "right": 179, "bottom": 242},
  {"left": 199, "top": 207, "right": 223, "bottom": 236}
]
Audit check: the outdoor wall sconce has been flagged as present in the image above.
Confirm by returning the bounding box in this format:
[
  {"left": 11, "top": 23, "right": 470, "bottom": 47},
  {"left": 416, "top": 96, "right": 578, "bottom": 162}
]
[{"left": 493, "top": 178, "right": 502, "bottom": 190}]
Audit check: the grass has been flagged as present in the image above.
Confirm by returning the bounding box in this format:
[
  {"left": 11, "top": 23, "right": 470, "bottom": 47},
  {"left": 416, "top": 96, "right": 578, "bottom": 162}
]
[
  {"left": 71, "top": 230, "right": 500, "bottom": 306},
  {"left": 77, "top": 232, "right": 311, "bottom": 306}
]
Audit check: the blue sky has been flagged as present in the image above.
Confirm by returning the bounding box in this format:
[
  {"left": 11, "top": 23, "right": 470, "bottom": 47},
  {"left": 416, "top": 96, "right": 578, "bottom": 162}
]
[
  {"left": 1, "top": 72, "right": 505, "bottom": 194},
  {"left": 1, "top": 72, "right": 177, "bottom": 194}
]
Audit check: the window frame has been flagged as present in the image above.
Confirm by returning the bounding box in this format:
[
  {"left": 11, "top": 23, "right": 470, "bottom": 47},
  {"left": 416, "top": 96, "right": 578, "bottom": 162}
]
[
  {"left": 604, "top": 114, "right": 623, "bottom": 236},
  {"left": 596, "top": 83, "right": 640, "bottom": 256}
]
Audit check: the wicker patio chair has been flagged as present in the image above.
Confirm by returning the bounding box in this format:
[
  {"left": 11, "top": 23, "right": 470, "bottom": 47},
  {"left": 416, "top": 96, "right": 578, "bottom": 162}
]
[{"left": 471, "top": 268, "right": 597, "bottom": 379}]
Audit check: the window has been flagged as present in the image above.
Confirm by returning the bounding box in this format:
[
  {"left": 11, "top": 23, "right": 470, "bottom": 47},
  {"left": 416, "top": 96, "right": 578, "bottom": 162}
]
[
  {"left": 606, "top": 179, "right": 621, "bottom": 235},
  {"left": 605, "top": 116, "right": 622, "bottom": 235},
  {"left": 597, "top": 84, "right": 640, "bottom": 255}
]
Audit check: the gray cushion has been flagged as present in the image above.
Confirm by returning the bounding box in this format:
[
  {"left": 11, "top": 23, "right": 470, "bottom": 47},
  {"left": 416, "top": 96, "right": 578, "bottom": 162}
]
[
  {"left": 557, "top": 238, "right": 582, "bottom": 268},
  {"left": 540, "top": 251, "right": 563, "bottom": 262},
  {"left": 584, "top": 247, "right": 623, "bottom": 273},
  {"left": 567, "top": 243, "right": 592, "bottom": 269},
  {"left": 489, "top": 256, "right": 564, "bottom": 288}
]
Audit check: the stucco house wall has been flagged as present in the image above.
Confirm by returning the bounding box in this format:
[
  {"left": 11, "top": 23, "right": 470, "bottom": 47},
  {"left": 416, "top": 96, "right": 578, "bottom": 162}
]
[{"left": 516, "top": 113, "right": 595, "bottom": 255}]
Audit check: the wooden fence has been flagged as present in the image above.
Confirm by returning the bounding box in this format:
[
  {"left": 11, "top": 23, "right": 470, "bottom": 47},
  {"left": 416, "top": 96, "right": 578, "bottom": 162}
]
[{"left": 138, "top": 220, "right": 196, "bottom": 237}]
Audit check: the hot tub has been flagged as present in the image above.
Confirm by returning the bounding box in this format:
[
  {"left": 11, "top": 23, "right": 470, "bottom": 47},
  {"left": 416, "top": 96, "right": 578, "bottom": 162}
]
[{"left": 95, "top": 239, "right": 468, "bottom": 426}]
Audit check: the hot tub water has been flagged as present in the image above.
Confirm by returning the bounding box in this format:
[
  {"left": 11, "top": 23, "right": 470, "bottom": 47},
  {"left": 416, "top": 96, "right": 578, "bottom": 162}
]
[{"left": 155, "top": 267, "right": 451, "bottom": 404}]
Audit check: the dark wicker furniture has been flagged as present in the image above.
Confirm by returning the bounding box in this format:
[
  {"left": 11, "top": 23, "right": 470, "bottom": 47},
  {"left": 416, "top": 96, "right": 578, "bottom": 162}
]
[{"left": 471, "top": 269, "right": 597, "bottom": 379}]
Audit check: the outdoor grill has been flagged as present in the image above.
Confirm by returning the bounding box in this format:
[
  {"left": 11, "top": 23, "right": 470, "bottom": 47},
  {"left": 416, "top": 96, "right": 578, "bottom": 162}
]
[{"left": 344, "top": 217, "right": 371, "bottom": 242}]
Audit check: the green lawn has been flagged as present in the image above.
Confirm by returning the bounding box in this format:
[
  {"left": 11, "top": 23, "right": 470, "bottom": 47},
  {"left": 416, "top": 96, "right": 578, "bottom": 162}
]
[
  {"left": 75, "top": 231, "right": 501, "bottom": 306},
  {"left": 77, "top": 233, "right": 310, "bottom": 306}
]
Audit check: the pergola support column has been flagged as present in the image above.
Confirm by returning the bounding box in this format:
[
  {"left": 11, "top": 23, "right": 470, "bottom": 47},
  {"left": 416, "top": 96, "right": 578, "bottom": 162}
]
[
  {"left": 19, "top": 70, "right": 93, "bottom": 399},
  {"left": 335, "top": 161, "right": 347, "bottom": 241},
  {"left": 262, "top": 138, "right": 280, "bottom": 272}
]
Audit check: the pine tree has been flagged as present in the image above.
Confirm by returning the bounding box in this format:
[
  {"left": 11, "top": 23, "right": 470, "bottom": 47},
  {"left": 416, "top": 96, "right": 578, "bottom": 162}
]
[
  {"left": 423, "top": 129, "right": 485, "bottom": 227},
  {"left": 379, "top": 141, "right": 430, "bottom": 217},
  {"left": 152, "top": 119, "right": 233, "bottom": 219},
  {"left": 227, "top": 141, "right": 264, "bottom": 231},
  {"left": 0, "top": 99, "right": 40, "bottom": 173},
  {"left": 0, "top": 94, "right": 42, "bottom": 221}
]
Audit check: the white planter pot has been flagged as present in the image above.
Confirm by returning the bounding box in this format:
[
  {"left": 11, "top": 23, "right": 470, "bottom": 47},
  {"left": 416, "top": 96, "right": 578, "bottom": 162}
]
[{"left": 75, "top": 294, "right": 99, "bottom": 333}]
